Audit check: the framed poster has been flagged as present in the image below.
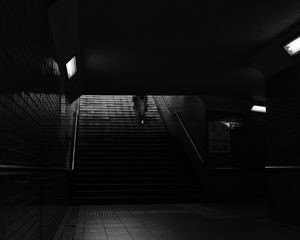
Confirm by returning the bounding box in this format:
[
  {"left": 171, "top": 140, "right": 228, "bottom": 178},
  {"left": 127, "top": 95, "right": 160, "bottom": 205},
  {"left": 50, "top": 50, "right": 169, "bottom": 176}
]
[{"left": 209, "top": 121, "right": 230, "bottom": 153}]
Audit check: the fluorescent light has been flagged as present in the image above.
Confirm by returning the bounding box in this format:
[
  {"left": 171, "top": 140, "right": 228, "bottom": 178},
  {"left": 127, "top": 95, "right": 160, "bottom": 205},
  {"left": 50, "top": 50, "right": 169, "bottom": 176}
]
[
  {"left": 251, "top": 105, "right": 266, "bottom": 113},
  {"left": 284, "top": 36, "right": 300, "bottom": 56},
  {"left": 66, "top": 56, "right": 77, "bottom": 79}
]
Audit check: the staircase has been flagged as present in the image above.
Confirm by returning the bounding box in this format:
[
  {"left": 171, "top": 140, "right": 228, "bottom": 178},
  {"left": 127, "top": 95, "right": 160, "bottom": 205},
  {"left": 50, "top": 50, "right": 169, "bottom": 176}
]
[{"left": 72, "top": 95, "right": 202, "bottom": 204}]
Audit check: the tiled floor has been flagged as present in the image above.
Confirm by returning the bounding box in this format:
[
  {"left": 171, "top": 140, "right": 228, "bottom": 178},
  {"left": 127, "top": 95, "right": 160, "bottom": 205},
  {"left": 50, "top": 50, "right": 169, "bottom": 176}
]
[{"left": 61, "top": 203, "right": 300, "bottom": 240}]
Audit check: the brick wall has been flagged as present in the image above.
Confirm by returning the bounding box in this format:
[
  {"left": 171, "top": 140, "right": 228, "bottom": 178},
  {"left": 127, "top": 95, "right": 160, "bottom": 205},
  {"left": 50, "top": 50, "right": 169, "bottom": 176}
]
[{"left": 0, "top": 0, "right": 76, "bottom": 239}]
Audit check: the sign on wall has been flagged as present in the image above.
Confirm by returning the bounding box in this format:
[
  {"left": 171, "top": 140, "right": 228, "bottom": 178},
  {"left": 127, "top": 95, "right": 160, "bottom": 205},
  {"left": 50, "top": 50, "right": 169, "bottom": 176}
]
[{"left": 209, "top": 121, "right": 230, "bottom": 153}]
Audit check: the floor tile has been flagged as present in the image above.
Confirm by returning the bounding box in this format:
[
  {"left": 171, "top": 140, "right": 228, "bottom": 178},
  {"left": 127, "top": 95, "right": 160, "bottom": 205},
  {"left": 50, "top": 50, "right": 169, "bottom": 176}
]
[{"left": 64, "top": 204, "right": 300, "bottom": 240}]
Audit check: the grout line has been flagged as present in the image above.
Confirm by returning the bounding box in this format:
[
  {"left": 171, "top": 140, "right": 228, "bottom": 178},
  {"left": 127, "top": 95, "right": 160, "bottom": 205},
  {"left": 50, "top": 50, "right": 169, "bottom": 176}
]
[
  {"left": 77, "top": 207, "right": 86, "bottom": 240},
  {"left": 100, "top": 212, "right": 109, "bottom": 240},
  {"left": 129, "top": 211, "right": 162, "bottom": 240},
  {"left": 117, "top": 214, "right": 135, "bottom": 240}
]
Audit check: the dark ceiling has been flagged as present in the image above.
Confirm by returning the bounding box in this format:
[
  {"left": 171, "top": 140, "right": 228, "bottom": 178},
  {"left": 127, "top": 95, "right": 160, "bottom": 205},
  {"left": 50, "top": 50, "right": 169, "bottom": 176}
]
[{"left": 76, "top": 0, "right": 300, "bottom": 102}]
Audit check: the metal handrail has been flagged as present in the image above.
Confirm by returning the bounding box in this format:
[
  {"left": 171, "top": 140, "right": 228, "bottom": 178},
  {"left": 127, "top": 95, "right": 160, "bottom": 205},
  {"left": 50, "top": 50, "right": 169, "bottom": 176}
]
[
  {"left": 161, "top": 96, "right": 205, "bottom": 165},
  {"left": 0, "top": 165, "right": 72, "bottom": 172},
  {"left": 265, "top": 166, "right": 300, "bottom": 169},
  {"left": 161, "top": 96, "right": 173, "bottom": 117},
  {"left": 71, "top": 98, "right": 80, "bottom": 170},
  {"left": 0, "top": 99, "right": 81, "bottom": 173},
  {"left": 174, "top": 111, "right": 205, "bottom": 165}
]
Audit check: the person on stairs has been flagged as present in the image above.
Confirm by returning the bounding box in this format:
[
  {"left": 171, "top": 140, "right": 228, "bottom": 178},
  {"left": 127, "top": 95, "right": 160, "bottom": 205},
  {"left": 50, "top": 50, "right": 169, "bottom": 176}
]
[{"left": 132, "top": 95, "right": 148, "bottom": 124}]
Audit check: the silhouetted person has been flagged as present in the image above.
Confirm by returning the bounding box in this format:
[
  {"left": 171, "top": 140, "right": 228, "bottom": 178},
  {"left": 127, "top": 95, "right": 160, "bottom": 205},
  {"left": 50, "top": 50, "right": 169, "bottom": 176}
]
[{"left": 132, "top": 95, "right": 148, "bottom": 124}]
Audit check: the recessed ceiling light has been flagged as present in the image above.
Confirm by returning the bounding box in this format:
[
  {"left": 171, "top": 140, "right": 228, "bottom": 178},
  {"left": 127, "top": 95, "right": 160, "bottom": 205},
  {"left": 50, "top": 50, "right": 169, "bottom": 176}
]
[
  {"left": 251, "top": 105, "right": 266, "bottom": 113},
  {"left": 66, "top": 56, "right": 77, "bottom": 79},
  {"left": 284, "top": 36, "right": 300, "bottom": 56}
]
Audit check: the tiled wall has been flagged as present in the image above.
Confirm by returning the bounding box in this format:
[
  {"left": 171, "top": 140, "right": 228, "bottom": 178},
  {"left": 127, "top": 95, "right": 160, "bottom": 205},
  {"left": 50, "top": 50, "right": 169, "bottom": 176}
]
[
  {"left": 207, "top": 110, "right": 267, "bottom": 168},
  {"left": 0, "top": 0, "right": 70, "bottom": 168},
  {"left": 0, "top": 0, "right": 76, "bottom": 239},
  {"left": 267, "top": 64, "right": 300, "bottom": 224},
  {"left": 154, "top": 95, "right": 267, "bottom": 200},
  {"left": 154, "top": 95, "right": 266, "bottom": 167},
  {"left": 0, "top": 92, "right": 66, "bottom": 168},
  {"left": 267, "top": 66, "right": 300, "bottom": 166},
  {"left": 153, "top": 95, "right": 208, "bottom": 195},
  {"left": 162, "top": 95, "right": 207, "bottom": 155},
  {"left": 0, "top": 173, "right": 70, "bottom": 240},
  {"left": 206, "top": 110, "right": 267, "bottom": 200}
]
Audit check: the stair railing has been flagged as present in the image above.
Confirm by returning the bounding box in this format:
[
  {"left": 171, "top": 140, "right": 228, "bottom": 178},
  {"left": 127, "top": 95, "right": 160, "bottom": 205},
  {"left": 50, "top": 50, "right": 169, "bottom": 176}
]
[
  {"left": 0, "top": 165, "right": 72, "bottom": 172},
  {"left": 161, "top": 96, "right": 205, "bottom": 165},
  {"left": 70, "top": 98, "right": 80, "bottom": 170}
]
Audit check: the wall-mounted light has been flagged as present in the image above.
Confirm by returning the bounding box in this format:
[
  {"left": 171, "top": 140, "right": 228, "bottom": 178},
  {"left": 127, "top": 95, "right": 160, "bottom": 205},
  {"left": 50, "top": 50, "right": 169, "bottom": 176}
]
[
  {"left": 66, "top": 56, "right": 77, "bottom": 79},
  {"left": 251, "top": 105, "right": 266, "bottom": 113},
  {"left": 218, "top": 119, "right": 242, "bottom": 130},
  {"left": 284, "top": 36, "right": 300, "bottom": 56}
]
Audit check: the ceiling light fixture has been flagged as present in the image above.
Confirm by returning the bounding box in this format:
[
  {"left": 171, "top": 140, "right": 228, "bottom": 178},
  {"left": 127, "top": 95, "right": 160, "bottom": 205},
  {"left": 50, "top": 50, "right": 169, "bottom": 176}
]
[
  {"left": 251, "top": 105, "right": 266, "bottom": 113},
  {"left": 284, "top": 36, "right": 300, "bottom": 56},
  {"left": 66, "top": 56, "right": 77, "bottom": 79}
]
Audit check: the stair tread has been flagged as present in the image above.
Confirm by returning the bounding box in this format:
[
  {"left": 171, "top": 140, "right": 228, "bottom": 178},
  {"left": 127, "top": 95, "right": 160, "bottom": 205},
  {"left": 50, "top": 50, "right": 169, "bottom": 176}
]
[{"left": 73, "top": 95, "right": 201, "bottom": 204}]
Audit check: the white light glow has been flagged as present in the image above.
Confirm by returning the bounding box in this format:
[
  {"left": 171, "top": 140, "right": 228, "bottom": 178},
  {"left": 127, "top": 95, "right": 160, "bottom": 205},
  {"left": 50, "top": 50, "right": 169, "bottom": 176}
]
[
  {"left": 251, "top": 105, "right": 266, "bottom": 113},
  {"left": 66, "top": 56, "right": 77, "bottom": 79},
  {"left": 284, "top": 37, "right": 300, "bottom": 56}
]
